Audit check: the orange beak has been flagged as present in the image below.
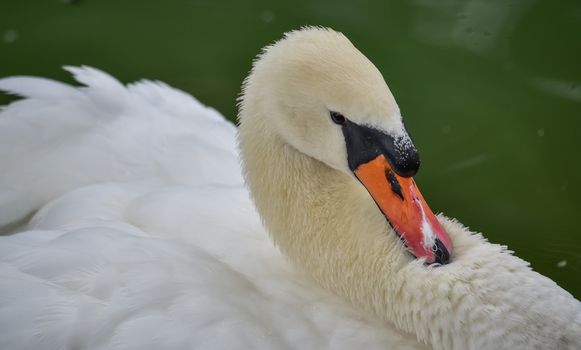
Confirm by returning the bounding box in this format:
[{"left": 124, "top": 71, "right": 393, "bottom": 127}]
[{"left": 354, "top": 154, "right": 452, "bottom": 264}]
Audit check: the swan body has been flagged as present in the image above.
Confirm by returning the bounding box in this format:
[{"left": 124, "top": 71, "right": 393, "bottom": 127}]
[
  {"left": 0, "top": 66, "right": 423, "bottom": 350},
  {"left": 1, "top": 27, "right": 580, "bottom": 350}
]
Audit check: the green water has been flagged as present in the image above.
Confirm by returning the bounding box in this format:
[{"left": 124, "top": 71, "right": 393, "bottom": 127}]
[{"left": 1, "top": 0, "right": 580, "bottom": 298}]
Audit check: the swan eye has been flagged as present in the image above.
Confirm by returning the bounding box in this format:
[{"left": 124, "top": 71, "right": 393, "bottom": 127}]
[{"left": 330, "top": 111, "right": 347, "bottom": 125}]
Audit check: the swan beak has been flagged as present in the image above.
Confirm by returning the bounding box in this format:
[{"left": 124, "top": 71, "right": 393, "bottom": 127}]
[{"left": 354, "top": 155, "right": 453, "bottom": 265}]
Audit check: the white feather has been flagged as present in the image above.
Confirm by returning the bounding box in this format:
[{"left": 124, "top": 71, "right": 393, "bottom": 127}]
[
  {"left": 1, "top": 28, "right": 579, "bottom": 350},
  {"left": 0, "top": 66, "right": 424, "bottom": 350},
  {"left": 0, "top": 66, "right": 240, "bottom": 228}
]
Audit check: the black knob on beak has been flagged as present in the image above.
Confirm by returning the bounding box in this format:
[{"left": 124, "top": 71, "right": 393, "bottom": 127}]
[
  {"left": 341, "top": 120, "right": 420, "bottom": 178},
  {"left": 391, "top": 146, "right": 420, "bottom": 177}
]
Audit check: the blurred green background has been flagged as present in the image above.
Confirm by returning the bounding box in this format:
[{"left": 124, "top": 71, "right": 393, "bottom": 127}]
[{"left": 1, "top": 0, "right": 580, "bottom": 297}]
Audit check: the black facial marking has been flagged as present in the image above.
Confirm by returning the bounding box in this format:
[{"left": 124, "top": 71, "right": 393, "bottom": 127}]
[
  {"left": 432, "top": 238, "right": 450, "bottom": 265},
  {"left": 340, "top": 120, "right": 420, "bottom": 177},
  {"left": 385, "top": 169, "right": 404, "bottom": 201}
]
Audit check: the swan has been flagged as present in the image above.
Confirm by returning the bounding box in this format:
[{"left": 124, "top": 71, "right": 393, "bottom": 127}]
[{"left": 0, "top": 27, "right": 579, "bottom": 350}]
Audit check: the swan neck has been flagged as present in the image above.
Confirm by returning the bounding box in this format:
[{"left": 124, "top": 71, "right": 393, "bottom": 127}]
[
  {"left": 237, "top": 94, "right": 581, "bottom": 350},
  {"left": 238, "top": 109, "right": 408, "bottom": 315}
]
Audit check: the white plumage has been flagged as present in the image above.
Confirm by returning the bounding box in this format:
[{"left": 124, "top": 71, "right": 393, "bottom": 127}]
[
  {"left": 1, "top": 28, "right": 580, "bottom": 350},
  {"left": 0, "top": 66, "right": 423, "bottom": 350}
]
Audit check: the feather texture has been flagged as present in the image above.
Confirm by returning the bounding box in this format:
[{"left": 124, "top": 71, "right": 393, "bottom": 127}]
[{"left": 0, "top": 67, "right": 424, "bottom": 350}]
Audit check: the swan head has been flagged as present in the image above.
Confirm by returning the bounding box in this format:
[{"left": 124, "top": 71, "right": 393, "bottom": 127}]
[{"left": 240, "top": 27, "right": 452, "bottom": 264}]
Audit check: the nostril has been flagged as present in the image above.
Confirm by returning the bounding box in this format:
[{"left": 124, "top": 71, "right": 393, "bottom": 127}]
[{"left": 385, "top": 169, "right": 404, "bottom": 200}]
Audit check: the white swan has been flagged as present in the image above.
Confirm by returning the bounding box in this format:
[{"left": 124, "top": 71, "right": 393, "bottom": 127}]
[{"left": 0, "top": 27, "right": 579, "bottom": 350}]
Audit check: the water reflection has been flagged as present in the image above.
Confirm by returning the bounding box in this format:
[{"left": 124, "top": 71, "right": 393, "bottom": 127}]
[
  {"left": 531, "top": 78, "right": 581, "bottom": 102},
  {"left": 410, "top": 0, "right": 535, "bottom": 59}
]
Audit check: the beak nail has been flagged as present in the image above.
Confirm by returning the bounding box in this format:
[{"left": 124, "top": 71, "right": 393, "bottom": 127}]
[{"left": 432, "top": 238, "right": 450, "bottom": 265}]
